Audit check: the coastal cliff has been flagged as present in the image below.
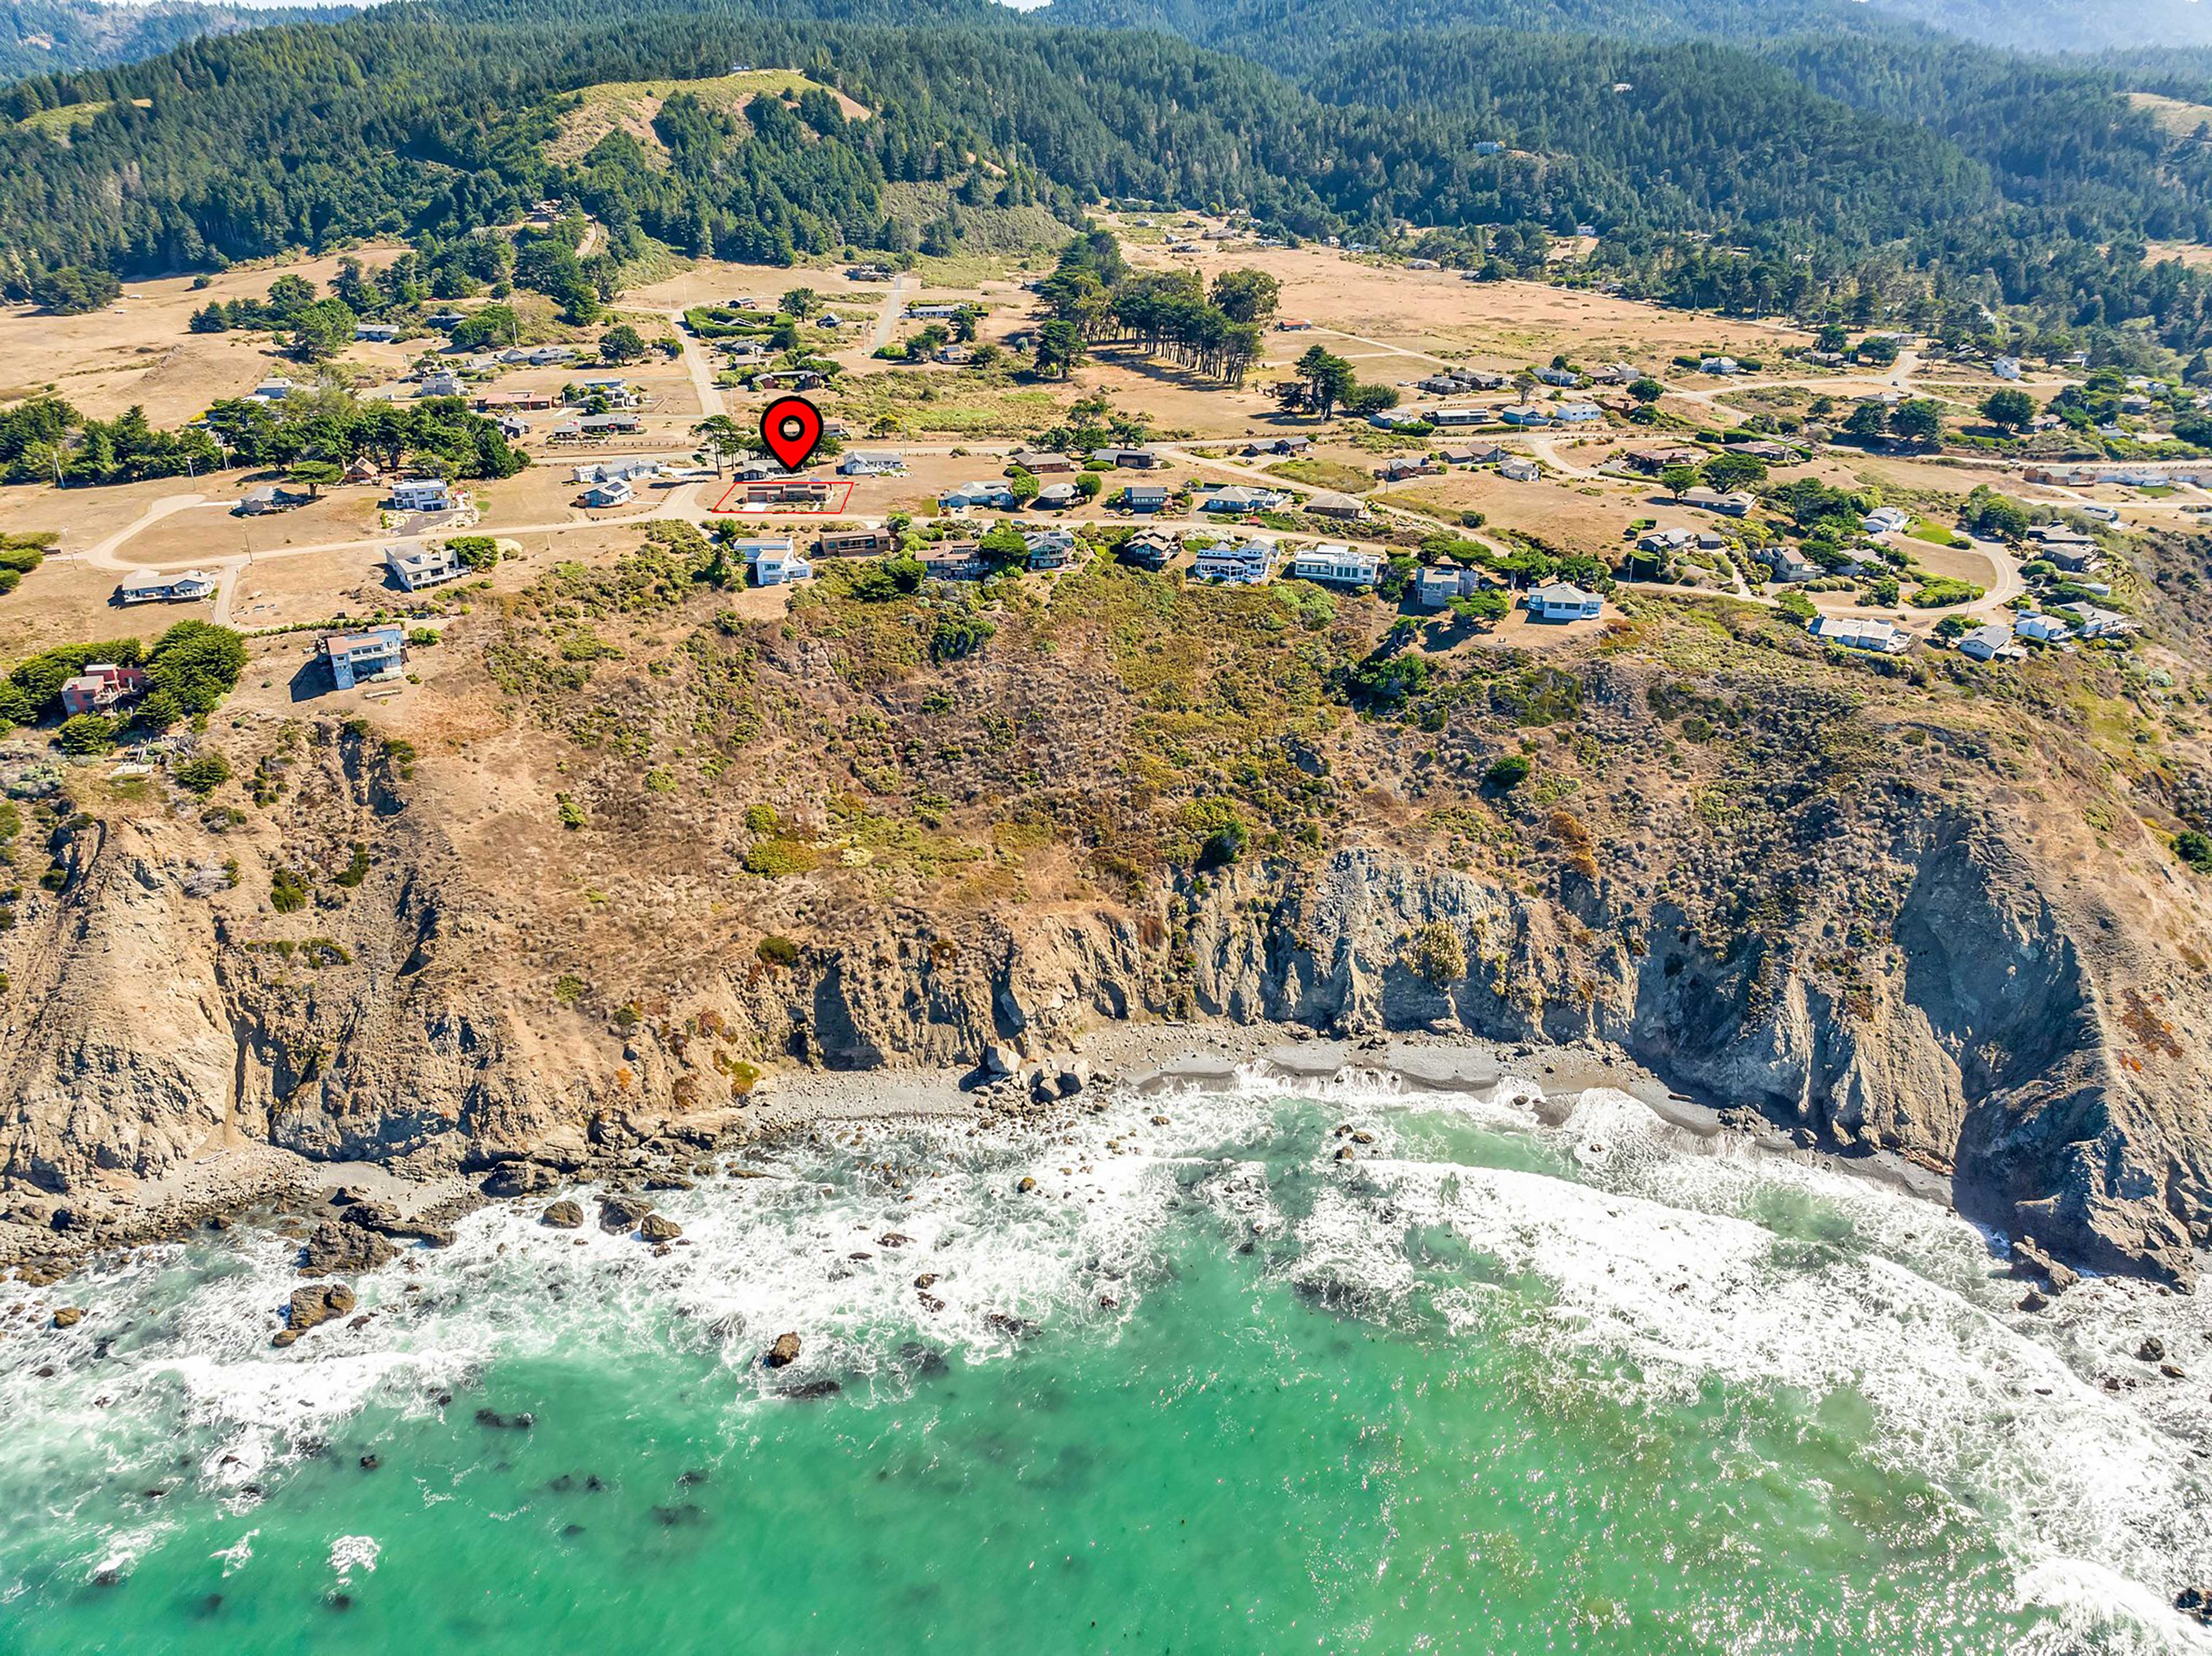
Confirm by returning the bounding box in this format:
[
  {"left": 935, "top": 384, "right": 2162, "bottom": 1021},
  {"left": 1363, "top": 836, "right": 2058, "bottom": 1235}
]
[{"left": 1, "top": 552, "right": 2207, "bottom": 1287}]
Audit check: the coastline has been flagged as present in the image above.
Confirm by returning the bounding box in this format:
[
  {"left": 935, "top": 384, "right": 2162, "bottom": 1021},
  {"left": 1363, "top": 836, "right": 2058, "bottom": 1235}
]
[{"left": 0, "top": 1019, "right": 1963, "bottom": 1287}]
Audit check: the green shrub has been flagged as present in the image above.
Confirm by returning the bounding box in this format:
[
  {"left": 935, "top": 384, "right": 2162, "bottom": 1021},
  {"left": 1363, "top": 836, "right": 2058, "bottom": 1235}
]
[
  {"left": 756, "top": 934, "right": 802, "bottom": 969},
  {"left": 1402, "top": 920, "right": 1467, "bottom": 986},
  {"left": 1483, "top": 754, "right": 1531, "bottom": 792},
  {"left": 172, "top": 754, "right": 232, "bottom": 795},
  {"left": 2177, "top": 829, "right": 2212, "bottom": 873},
  {"left": 742, "top": 838, "right": 820, "bottom": 877},
  {"left": 333, "top": 843, "right": 370, "bottom": 887},
  {"left": 54, "top": 714, "right": 115, "bottom": 753},
  {"left": 270, "top": 866, "right": 309, "bottom": 913}
]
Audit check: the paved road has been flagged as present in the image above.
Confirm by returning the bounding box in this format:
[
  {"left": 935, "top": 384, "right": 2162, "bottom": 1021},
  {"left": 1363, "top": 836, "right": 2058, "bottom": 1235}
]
[
  {"left": 662, "top": 309, "right": 723, "bottom": 421},
  {"left": 868, "top": 274, "right": 910, "bottom": 355}
]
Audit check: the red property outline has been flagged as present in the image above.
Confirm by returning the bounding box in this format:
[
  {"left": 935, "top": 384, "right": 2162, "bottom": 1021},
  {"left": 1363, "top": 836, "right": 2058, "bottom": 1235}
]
[{"left": 707, "top": 477, "right": 855, "bottom": 516}]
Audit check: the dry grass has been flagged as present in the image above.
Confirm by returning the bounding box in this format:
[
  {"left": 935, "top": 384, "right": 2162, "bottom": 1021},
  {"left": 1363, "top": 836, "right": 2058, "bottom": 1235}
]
[{"left": 547, "top": 73, "right": 865, "bottom": 168}]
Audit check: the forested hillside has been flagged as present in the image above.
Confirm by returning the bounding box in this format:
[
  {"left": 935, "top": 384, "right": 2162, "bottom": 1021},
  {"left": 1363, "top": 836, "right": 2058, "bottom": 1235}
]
[
  {"left": 5, "top": 0, "right": 2212, "bottom": 365},
  {"left": 0, "top": 0, "right": 346, "bottom": 81}
]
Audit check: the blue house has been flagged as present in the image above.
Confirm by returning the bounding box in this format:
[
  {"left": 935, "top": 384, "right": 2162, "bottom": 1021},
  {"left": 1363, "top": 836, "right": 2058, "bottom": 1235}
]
[
  {"left": 322, "top": 626, "right": 406, "bottom": 690},
  {"left": 940, "top": 481, "right": 1017, "bottom": 510}
]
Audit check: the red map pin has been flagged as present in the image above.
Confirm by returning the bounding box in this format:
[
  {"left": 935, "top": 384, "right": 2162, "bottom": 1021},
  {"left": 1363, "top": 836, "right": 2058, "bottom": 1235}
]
[{"left": 760, "top": 395, "right": 825, "bottom": 471}]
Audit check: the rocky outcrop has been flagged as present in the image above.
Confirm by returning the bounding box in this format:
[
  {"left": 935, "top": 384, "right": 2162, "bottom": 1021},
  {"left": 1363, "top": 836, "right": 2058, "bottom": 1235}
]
[{"left": 275, "top": 1282, "right": 354, "bottom": 1345}]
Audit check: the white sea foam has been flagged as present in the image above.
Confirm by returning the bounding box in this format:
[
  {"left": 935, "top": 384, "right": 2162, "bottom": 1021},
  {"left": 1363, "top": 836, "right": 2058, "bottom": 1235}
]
[
  {"left": 0, "top": 1069, "right": 2206, "bottom": 1649},
  {"left": 328, "top": 1533, "right": 380, "bottom": 1579}
]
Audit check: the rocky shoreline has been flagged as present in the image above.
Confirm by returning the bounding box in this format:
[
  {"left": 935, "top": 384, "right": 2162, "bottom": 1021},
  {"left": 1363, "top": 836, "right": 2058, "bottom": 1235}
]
[{"left": 0, "top": 1019, "right": 2006, "bottom": 1298}]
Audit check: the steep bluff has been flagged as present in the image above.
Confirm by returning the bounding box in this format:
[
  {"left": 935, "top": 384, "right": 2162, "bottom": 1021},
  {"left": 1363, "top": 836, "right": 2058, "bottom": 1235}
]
[{"left": 0, "top": 741, "right": 2203, "bottom": 1286}]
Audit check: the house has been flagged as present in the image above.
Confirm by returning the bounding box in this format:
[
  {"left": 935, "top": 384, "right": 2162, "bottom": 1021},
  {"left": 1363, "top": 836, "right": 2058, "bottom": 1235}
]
[
  {"left": 1289, "top": 543, "right": 1382, "bottom": 587},
  {"left": 354, "top": 323, "right": 401, "bottom": 343},
  {"left": 418, "top": 371, "right": 466, "bottom": 399},
  {"left": 839, "top": 451, "right": 906, "bottom": 477},
  {"left": 321, "top": 625, "right": 406, "bottom": 690},
  {"left": 59, "top": 663, "right": 147, "bottom": 717},
  {"left": 578, "top": 478, "right": 634, "bottom": 508},
  {"left": 494, "top": 415, "right": 531, "bottom": 438},
  {"left": 1119, "top": 530, "right": 1181, "bottom": 569},
  {"left": 1241, "top": 436, "right": 1312, "bottom": 456},
  {"left": 916, "top": 545, "right": 986, "bottom": 582},
  {"left": 528, "top": 345, "right": 577, "bottom": 367},
  {"left": 1525, "top": 582, "right": 1603, "bottom": 622},
  {"left": 1499, "top": 406, "right": 1553, "bottom": 427},
  {"left": 1498, "top": 459, "right": 1541, "bottom": 483},
  {"left": 1438, "top": 444, "right": 1508, "bottom": 466},
  {"left": 117, "top": 569, "right": 218, "bottom": 605},
  {"left": 1370, "top": 409, "right": 1431, "bottom": 430},
  {"left": 1026, "top": 530, "right": 1082, "bottom": 570},
  {"left": 743, "top": 481, "right": 832, "bottom": 508},
  {"left": 1620, "top": 448, "right": 1701, "bottom": 475},
  {"left": 904, "top": 303, "right": 963, "bottom": 320},
  {"left": 573, "top": 413, "right": 643, "bottom": 437},
  {"left": 250, "top": 377, "right": 294, "bottom": 402},
  {"left": 2043, "top": 542, "right": 2101, "bottom": 574},
  {"left": 2065, "top": 603, "right": 2134, "bottom": 637},
  {"left": 1305, "top": 491, "right": 1365, "bottom": 519},
  {"left": 750, "top": 546, "right": 813, "bottom": 587},
  {"left": 1406, "top": 258, "right": 1440, "bottom": 271},
  {"left": 2015, "top": 612, "right": 2072, "bottom": 642},
  {"left": 388, "top": 479, "right": 456, "bottom": 513},
  {"left": 1724, "top": 439, "right": 1793, "bottom": 463},
  {"left": 1097, "top": 447, "right": 1158, "bottom": 470},
  {"left": 1957, "top": 623, "right": 2018, "bottom": 661},
  {"left": 1680, "top": 486, "right": 1755, "bottom": 516},
  {"left": 941, "top": 481, "right": 1018, "bottom": 511},
  {"left": 387, "top": 544, "right": 461, "bottom": 590},
  {"left": 1552, "top": 403, "right": 1605, "bottom": 425},
  {"left": 1036, "top": 482, "right": 1080, "bottom": 510},
  {"left": 1375, "top": 456, "right": 1442, "bottom": 482},
  {"left": 1427, "top": 408, "right": 1491, "bottom": 428},
  {"left": 1590, "top": 363, "right": 1639, "bottom": 385},
  {"left": 571, "top": 458, "right": 663, "bottom": 485},
  {"left": 1010, "top": 450, "right": 1076, "bottom": 474},
  {"left": 1536, "top": 366, "right": 1582, "bottom": 387},
  {"left": 1122, "top": 483, "right": 1173, "bottom": 513},
  {"left": 1696, "top": 530, "right": 1728, "bottom": 551},
  {"left": 1638, "top": 527, "right": 1695, "bottom": 553},
  {"left": 1277, "top": 318, "right": 1314, "bottom": 331},
  {"left": 1415, "top": 562, "right": 1484, "bottom": 608},
  {"left": 817, "top": 528, "right": 897, "bottom": 558},
  {"left": 1992, "top": 356, "right": 2022, "bottom": 381},
  {"left": 574, "top": 376, "right": 638, "bottom": 406},
  {"left": 752, "top": 369, "right": 825, "bottom": 392},
  {"left": 1191, "top": 539, "right": 1277, "bottom": 584},
  {"left": 816, "top": 314, "right": 843, "bottom": 330},
  {"left": 236, "top": 485, "right": 308, "bottom": 516},
  {"left": 1862, "top": 507, "right": 1912, "bottom": 535},
  {"left": 1200, "top": 485, "right": 1289, "bottom": 512},
  {"left": 847, "top": 264, "right": 892, "bottom": 282},
  {"left": 1766, "top": 548, "right": 1819, "bottom": 583},
  {"left": 475, "top": 390, "right": 557, "bottom": 411},
  {"left": 1699, "top": 356, "right": 1741, "bottom": 375},
  {"left": 1813, "top": 615, "right": 1909, "bottom": 653}
]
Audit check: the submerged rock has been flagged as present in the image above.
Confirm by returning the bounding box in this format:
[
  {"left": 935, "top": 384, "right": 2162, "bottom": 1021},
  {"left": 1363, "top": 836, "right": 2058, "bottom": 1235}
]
[
  {"left": 638, "top": 1213, "right": 682, "bottom": 1243},
  {"left": 2138, "top": 1336, "right": 2167, "bottom": 1363},
  {"left": 540, "top": 1200, "right": 584, "bottom": 1230},
  {"left": 775, "top": 1379, "right": 842, "bottom": 1401},
  {"left": 597, "top": 1194, "right": 652, "bottom": 1234}
]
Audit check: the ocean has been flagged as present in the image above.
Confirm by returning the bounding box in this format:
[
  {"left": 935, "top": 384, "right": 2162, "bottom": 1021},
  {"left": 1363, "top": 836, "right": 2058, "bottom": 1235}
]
[{"left": 1, "top": 1071, "right": 2207, "bottom": 1654}]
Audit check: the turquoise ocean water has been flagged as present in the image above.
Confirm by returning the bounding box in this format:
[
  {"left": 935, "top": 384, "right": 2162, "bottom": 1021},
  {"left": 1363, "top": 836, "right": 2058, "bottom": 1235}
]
[{"left": 1, "top": 1074, "right": 2207, "bottom": 1654}]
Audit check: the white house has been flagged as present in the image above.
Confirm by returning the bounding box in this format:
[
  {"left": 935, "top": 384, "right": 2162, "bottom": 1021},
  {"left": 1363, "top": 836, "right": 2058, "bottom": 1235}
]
[
  {"left": 839, "top": 451, "right": 906, "bottom": 477},
  {"left": 1415, "top": 564, "right": 1484, "bottom": 608},
  {"left": 1498, "top": 459, "right": 1541, "bottom": 482},
  {"left": 118, "top": 569, "right": 218, "bottom": 604},
  {"left": 1992, "top": 356, "right": 2022, "bottom": 381},
  {"left": 1699, "top": 356, "right": 1741, "bottom": 375},
  {"left": 1191, "top": 540, "right": 1277, "bottom": 585},
  {"left": 1200, "top": 485, "right": 1287, "bottom": 513},
  {"left": 1553, "top": 403, "right": 1605, "bottom": 424},
  {"left": 751, "top": 546, "right": 813, "bottom": 586},
  {"left": 579, "top": 478, "right": 634, "bottom": 508},
  {"left": 2065, "top": 602, "right": 2134, "bottom": 637},
  {"left": 2015, "top": 612, "right": 2072, "bottom": 642},
  {"left": 418, "top": 371, "right": 465, "bottom": 398},
  {"left": 387, "top": 544, "right": 461, "bottom": 591},
  {"left": 1957, "top": 623, "right": 2018, "bottom": 661},
  {"left": 1525, "top": 582, "right": 1603, "bottom": 622},
  {"left": 250, "top": 377, "right": 294, "bottom": 402},
  {"left": 1813, "top": 615, "right": 1909, "bottom": 653},
  {"left": 354, "top": 323, "right": 402, "bottom": 343},
  {"left": 1638, "top": 526, "right": 1695, "bottom": 553},
  {"left": 1862, "top": 506, "right": 1912, "bottom": 535},
  {"left": 1289, "top": 544, "right": 1383, "bottom": 587},
  {"left": 389, "top": 479, "right": 456, "bottom": 513}
]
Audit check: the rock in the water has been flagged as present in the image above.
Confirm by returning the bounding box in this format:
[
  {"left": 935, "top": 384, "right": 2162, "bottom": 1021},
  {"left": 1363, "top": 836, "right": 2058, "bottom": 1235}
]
[
  {"left": 597, "top": 1194, "right": 652, "bottom": 1234},
  {"left": 300, "top": 1222, "right": 398, "bottom": 1276},
  {"left": 51, "top": 1306, "right": 84, "bottom": 1329},
  {"left": 2018, "top": 1288, "right": 2049, "bottom": 1313},
  {"left": 541, "top": 1200, "right": 584, "bottom": 1230},
  {"left": 1016, "top": 1177, "right": 1037, "bottom": 1194},
  {"left": 2138, "top": 1336, "right": 2167, "bottom": 1363},
  {"left": 2177, "top": 1586, "right": 2212, "bottom": 1625},
  {"left": 982, "top": 1043, "right": 1020, "bottom": 1077},
  {"left": 638, "top": 1213, "right": 682, "bottom": 1243},
  {"left": 2008, "top": 1235, "right": 2080, "bottom": 1293},
  {"left": 763, "top": 1332, "right": 802, "bottom": 1368},
  {"left": 775, "top": 1379, "right": 842, "bottom": 1401},
  {"left": 278, "top": 1283, "right": 357, "bottom": 1344}
]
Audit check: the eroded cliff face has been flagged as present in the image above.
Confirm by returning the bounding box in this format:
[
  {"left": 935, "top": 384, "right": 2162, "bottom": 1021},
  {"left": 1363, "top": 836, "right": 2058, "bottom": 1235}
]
[{"left": 0, "top": 705, "right": 2206, "bottom": 1287}]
